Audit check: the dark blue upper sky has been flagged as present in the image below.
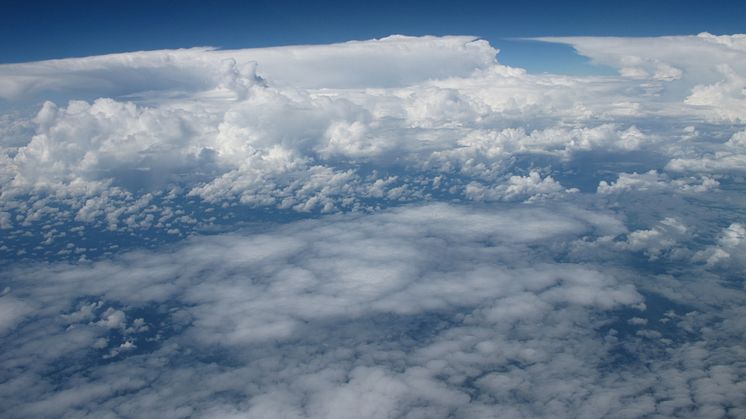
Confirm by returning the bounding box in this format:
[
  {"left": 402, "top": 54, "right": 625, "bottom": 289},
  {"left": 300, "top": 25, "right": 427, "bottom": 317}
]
[{"left": 1, "top": 0, "right": 745, "bottom": 73}]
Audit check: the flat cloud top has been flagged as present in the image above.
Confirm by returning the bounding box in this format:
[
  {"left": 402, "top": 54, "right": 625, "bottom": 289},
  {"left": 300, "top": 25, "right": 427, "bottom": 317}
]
[{"left": 0, "top": 35, "right": 496, "bottom": 100}]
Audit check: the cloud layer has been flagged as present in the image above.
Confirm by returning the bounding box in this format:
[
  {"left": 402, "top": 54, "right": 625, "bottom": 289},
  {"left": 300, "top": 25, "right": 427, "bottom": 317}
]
[
  {"left": 3, "top": 203, "right": 744, "bottom": 418},
  {"left": 1, "top": 34, "right": 746, "bottom": 417}
]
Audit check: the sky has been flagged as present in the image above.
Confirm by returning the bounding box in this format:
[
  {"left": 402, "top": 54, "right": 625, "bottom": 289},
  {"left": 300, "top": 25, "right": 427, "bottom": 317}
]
[
  {"left": 2, "top": 0, "right": 746, "bottom": 73},
  {"left": 1, "top": 2, "right": 746, "bottom": 418}
]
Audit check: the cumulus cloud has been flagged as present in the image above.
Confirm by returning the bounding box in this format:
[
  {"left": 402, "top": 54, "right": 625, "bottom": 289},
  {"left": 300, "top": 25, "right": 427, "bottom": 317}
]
[
  {"left": 597, "top": 170, "right": 719, "bottom": 194},
  {"left": 617, "top": 217, "right": 690, "bottom": 260},
  {"left": 666, "top": 129, "right": 746, "bottom": 174},
  {"left": 2, "top": 203, "right": 745, "bottom": 417},
  {"left": 694, "top": 223, "right": 746, "bottom": 267},
  {"left": 0, "top": 204, "right": 668, "bottom": 417},
  {"left": 1, "top": 34, "right": 746, "bottom": 417},
  {"left": 1, "top": 33, "right": 743, "bottom": 233},
  {"left": 465, "top": 170, "right": 576, "bottom": 202}
]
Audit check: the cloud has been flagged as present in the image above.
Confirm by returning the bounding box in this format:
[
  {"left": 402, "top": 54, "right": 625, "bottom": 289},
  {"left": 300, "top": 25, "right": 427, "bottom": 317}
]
[
  {"left": 597, "top": 170, "right": 719, "bottom": 194},
  {"left": 694, "top": 223, "right": 746, "bottom": 267},
  {"left": 1, "top": 34, "right": 746, "bottom": 417},
  {"left": 617, "top": 217, "right": 690, "bottom": 260},
  {"left": 0, "top": 203, "right": 648, "bottom": 417},
  {"left": 666, "top": 129, "right": 746, "bottom": 174},
  {"left": 0, "top": 294, "right": 34, "bottom": 335},
  {"left": 0, "top": 35, "right": 497, "bottom": 102},
  {"left": 465, "top": 170, "right": 577, "bottom": 202},
  {"left": 535, "top": 33, "right": 746, "bottom": 121},
  {"left": 1, "top": 33, "right": 743, "bottom": 230},
  {"left": 2, "top": 202, "right": 746, "bottom": 417}
]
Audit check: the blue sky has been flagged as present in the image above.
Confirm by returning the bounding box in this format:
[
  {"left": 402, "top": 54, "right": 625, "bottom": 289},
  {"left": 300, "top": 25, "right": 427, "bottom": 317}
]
[{"left": 2, "top": 0, "right": 745, "bottom": 73}]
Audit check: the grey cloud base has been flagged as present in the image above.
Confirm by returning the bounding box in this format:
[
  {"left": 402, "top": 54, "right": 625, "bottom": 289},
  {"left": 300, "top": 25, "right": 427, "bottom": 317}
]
[{"left": 1, "top": 34, "right": 746, "bottom": 418}]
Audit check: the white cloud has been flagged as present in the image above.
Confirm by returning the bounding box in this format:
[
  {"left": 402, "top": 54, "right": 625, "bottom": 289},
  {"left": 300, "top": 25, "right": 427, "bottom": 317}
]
[
  {"left": 666, "top": 129, "right": 746, "bottom": 174},
  {"left": 465, "top": 170, "right": 576, "bottom": 202},
  {"left": 0, "top": 203, "right": 652, "bottom": 416},
  {"left": 617, "top": 217, "right": 689, "bottom": 260},
  {"left": 0, "top": 35, "right": 497, "bottom": 102},
  {"left": 2, "top": 201, "right": 745, "bottom": 417},
  {"left": 1, "top": 34, "right": 746, "bottom": 417},
  {"left": 1, "top": 33, "right": 743, "bottom": 231},
  {"left": 536, "top": 33, "right": 746, "bottom": 121},
  {"left": 694, "top": 223, "right": 746, "bottom": 267},
  {"left": 597, "top": 170, "right": 719, "bottom": 194}
]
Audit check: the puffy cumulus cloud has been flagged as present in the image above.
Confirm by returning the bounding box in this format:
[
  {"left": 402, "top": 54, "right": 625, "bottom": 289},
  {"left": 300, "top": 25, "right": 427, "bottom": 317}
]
[
  {"left": 1, "top": 203, "right": 745, "bottom": 417},
  {"left": 3, "top": 98, "right": 215, "bottom": 196},
  {"left": 1, "top": 34, "right": 746, "bottom": 417},
  {"left": 0, "top": 35, "right": 744, "bottom": 259},
  {"left": 0, "top": 204, "right": 698, "bottom": 415},
  {"left": 666, "top": 129, "right": 746, "bottom": 174},
  {"left": 685, "top": 63, "right": 746, "bottom": 121},
  {"left": 598, "top": 170, "right": 719, "bottom": 194},
  {"left": 0, "top": 47, "right": 650, "bottom": 244},
  {"left": 2, "top": 34, "right": 745, "bottom": 235},
  {"left": 694, "top": 223, "right": 746, "bottom": 267},
  {"left": 465, "top": 170, "right": 577, "bottom": 202},
  {"left": 433, "top": 124, "right": 648, "bottom": 166},
  {"left": 617, "top": 217, "right": 690, "bottom": 260}
]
